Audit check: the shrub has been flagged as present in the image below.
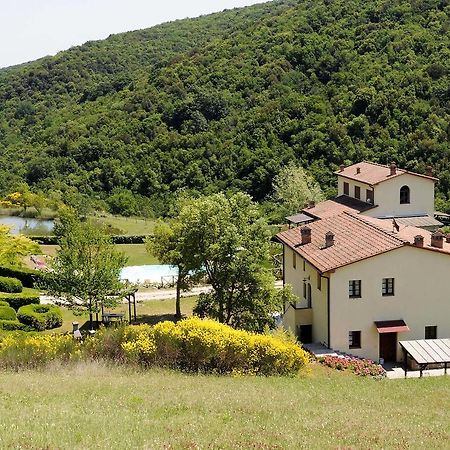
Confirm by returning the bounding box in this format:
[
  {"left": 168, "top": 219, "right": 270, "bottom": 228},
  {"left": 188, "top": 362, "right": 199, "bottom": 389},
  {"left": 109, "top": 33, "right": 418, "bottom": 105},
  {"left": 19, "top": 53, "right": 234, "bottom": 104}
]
[
  {"left": 0, "top": 276, "right": 23, "bottom": 293},
  {"left": 318, "top": 355, "right": 386, "bottom": 378},
  {"left": 0, "top": 320, "right": 30, "bottom": 331},
  {"left": 0, "top": 300, "right": 10, "bottom": 307},
  {"left": 17, "top": 304, "right": 63, "bottom": 331},
  {"left": 0, "top": 292, "right": 40, "bottom": 310},
  {"left": 0, "top": 266, "right": 41, "bottom": 288},
  {"left": 0, "top": 305, "right": 17, "bottom": 321}
]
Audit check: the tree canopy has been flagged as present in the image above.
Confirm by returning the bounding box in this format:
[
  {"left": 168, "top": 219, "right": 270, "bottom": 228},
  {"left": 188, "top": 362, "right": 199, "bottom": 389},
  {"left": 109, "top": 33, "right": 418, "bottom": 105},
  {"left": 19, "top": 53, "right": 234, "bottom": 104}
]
[{"left": 0, "top": 0, "right": 450, "bottom": 214}]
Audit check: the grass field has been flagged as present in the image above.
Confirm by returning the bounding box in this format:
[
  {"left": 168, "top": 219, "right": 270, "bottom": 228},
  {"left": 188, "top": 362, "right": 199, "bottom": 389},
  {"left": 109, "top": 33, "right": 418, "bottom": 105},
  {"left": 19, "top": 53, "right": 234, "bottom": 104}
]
[
  {"left": 39, "top": 243, "right": 160, "bottom": 266},
  {"left": 45, "top": 296, "right": 199, "bottom": 333},
  {"left": 0, "top": 363, "right": 447, "bottom": 449},
  {"left": 90, "top": 215, "right": 156, "bottom": 235}
]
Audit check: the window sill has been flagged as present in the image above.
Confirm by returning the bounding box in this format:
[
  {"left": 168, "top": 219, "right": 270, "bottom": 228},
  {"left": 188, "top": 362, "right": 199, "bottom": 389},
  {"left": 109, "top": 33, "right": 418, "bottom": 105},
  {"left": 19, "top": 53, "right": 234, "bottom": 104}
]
[
  {"left": 382, "top": 294, "right": 395, "bottom": 297},
  {"left": 349, "top": 296, "right": 362, "bottom": 299},
  {"left": 349, "top": 346, "right": 361, "bottom": 350}
]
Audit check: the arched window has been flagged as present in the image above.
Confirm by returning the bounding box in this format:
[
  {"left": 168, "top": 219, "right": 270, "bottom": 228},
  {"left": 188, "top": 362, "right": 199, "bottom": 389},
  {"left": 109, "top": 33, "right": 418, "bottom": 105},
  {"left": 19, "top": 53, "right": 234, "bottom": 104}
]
[{"left": 400, "top": 185, "right": 410, "bottom": 204}]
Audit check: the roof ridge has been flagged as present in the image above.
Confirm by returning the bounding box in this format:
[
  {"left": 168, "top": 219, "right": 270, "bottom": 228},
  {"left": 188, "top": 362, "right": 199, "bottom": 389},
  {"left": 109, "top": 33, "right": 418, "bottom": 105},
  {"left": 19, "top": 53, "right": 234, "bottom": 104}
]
[
  {"left": 341, "top": 212, "right": 407, "bottom": 244},
  {"left": 362, "top": 160, "right": 405, "bottom": 172}
]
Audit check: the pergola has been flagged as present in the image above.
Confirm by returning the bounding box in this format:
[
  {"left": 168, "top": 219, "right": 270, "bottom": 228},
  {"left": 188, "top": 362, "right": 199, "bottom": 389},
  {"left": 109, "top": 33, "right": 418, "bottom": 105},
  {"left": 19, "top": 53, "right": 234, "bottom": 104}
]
[{"left": 399, "top": 339, "right": 450, "bottom": 377}]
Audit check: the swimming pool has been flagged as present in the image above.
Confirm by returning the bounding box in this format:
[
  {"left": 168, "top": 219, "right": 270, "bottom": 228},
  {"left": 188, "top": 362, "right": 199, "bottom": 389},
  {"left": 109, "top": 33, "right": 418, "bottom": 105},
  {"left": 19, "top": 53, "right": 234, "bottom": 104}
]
[{"left": 120, "top": 264, "right": 178, "bottom": 284}]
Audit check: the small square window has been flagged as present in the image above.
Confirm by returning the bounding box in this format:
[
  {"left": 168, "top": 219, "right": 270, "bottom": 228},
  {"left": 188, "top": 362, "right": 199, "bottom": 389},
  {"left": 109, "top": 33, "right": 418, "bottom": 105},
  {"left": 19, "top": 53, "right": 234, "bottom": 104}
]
[
  {"left": 355, "top": 186, "right": 361, "bottom": 200},
  {"left": 382, "top": 278, "right": 394, "bottom": 296},
  {"left": 349, "top": 280, "right": 361, "bottom": 298},
  {"left": 349, "top": 331, "right": 361, "bottom": 349},
  {"left": 425, "top": 326, "right": 437, "bottom": 340}
]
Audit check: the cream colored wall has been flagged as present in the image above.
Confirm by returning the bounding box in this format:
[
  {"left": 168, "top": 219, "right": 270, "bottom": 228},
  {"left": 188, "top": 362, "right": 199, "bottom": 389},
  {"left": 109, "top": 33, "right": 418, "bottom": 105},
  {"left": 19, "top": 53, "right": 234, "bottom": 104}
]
[
  {"left": 337, "top": 176, "right": 373, "bottom": 203},
  {"left": 330, "top": 246, "right": 450, "bottom": 361},
  {"left": 283, "top": 248, "right": 328, "bottom": 344},
  {"left": 362, "top": 174, "right": 435, "bottom": 218}
]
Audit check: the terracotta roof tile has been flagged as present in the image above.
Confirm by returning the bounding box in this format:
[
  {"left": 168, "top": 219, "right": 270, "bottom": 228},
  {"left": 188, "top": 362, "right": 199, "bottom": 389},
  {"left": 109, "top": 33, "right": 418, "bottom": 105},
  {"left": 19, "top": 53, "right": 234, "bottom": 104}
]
[
  {"left": 276, "top": 212, "right": 405, "bottom": 273},
  {"left": 335, "top": 161, "right": 437, "bottom": 185},
  {"left": 305, "top": 195, "right": 375, "bottom": 219}
]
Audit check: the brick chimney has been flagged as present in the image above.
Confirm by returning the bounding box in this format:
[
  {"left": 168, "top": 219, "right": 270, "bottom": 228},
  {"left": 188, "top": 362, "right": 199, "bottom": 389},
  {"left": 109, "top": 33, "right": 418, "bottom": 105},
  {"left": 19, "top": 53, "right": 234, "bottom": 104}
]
[
  {"left": 356, "top": 167, "right": 361, "bottom": 174},
  {"left": 431, "top": 230, "right": 444, "bottom": 249},
  {"left": 325, "top": 231, "right": 335, "bottom": 248},
  {"left": 308, "top": 200, "right": 315, "bottom": 208},
  {"left": 301, "top": 226, "right": 312, "bottom": 245},
  {"left": 414, "top": 235, "right": 424, "bottom": 247},
  {"left": 339, "top": 164, "right": 345, "bottom": 172},
  {"left": 390, "top": 162, "right": 397, "bottom": 176},
  {"left": 426, "top": 165, "right": 433, "bottom": 177}
]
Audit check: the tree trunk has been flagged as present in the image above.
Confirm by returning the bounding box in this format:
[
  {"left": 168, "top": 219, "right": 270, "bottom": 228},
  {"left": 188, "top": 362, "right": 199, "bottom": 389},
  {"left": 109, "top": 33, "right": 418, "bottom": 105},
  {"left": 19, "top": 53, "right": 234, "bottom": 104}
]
[
  {"left": 89, "top": 297, "right": 93, "bottom": 330},
  {"left": 175, "top": 278, "right": 182, "bottom": 319}
]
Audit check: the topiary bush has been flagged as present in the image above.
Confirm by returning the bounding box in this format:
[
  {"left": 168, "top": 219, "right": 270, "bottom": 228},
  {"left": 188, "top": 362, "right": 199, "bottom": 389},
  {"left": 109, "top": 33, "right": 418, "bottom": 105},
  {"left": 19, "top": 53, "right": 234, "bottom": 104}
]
[
  {"left": 0, "top": 305, "right": 18, "bottom": 321},
  {"left": 0, "top": 276, "right": 23, "bottom": 293},
  {"left": 0, "top": 292, "right": 40, "bottom": 310},
  {"left": 0, "top": 266, "right": 41, "bottom": 288},
  {"left": 0, "top": 300, "right": 10, "bottom": 307},
  {"left": 0, "top": 320, "right": 30, "bottom": 331},
  {"left": 17, "top": 304, "right": 63, "bottom": 331}
]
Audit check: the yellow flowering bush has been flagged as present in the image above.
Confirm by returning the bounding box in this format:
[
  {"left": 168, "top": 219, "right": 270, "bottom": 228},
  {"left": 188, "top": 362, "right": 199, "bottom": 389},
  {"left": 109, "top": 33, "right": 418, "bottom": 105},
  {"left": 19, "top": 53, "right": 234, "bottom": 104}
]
[
  {"left": 0, "top": 332, "right": 77, "bottom": 369},
  {"left": 0, "top": 318, "right": 309, "bottom": 375}
]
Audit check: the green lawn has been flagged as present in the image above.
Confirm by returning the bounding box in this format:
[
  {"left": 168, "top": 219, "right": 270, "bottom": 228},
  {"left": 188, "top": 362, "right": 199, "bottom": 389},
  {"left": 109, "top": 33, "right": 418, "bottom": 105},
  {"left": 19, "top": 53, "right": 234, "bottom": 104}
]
[
  {"left": 90, "top": 215, "right": 157, "bottom": 235},
  {"left": 0, "top": 363, "right": 447, "bottom": 449},
  {"left": 46, "top": 296, "right": 198, "bottom": 333},
  {"left": 39, "top": 243, "right": 159, "bottom": 266}
]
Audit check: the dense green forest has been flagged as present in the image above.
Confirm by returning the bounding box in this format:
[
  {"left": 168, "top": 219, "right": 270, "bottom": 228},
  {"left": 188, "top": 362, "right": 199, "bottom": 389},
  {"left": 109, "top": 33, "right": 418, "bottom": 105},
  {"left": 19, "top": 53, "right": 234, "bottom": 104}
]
[{"left": 1, "top": 0, "right": 450, "bottom": 216}]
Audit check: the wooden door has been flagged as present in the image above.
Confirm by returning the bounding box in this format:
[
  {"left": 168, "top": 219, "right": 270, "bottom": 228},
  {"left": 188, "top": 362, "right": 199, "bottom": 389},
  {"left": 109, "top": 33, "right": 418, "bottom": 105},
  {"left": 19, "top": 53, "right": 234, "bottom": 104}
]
[{"left": 379, "top": 332, "right": 397, "bottom": 362}]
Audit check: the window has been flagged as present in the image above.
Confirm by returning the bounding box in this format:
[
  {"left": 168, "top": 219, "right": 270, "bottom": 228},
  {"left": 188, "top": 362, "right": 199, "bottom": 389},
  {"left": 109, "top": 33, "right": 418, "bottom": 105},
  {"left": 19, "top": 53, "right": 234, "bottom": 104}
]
[
  {"left": 349, "top": 280, "right": 361, "bottom": 298},
  {"left": 307, "top": 284, "right": 312, "bottom": 308},
  {"left": 354, "top": 186, "right": 361, "bottom": 200},
  {"left": 317, "top": 273, "right": 322, "bottom": 291},
  {"left": 303, "top": 281, "right": 307, "bottom": 299},
  {"left": 366, "top": 189, "right": 374, "bottom": 204},
  {"left": 344, "top": 182, "right": 349, "bottom": 195},
  {"left": 293, "top": 252, "right": 296, "bottom": 269},
  {"left": 303, "top": 259, "right": 306, "bottom": 271},
  {"left": 425, "top": 326, "right": 437, "bottom": 340},
  {"left": 349, "top": 331, "right": 361, "bottom": 349},
  {"left": 400, "top": 185, "right": 410, "bottom": 204},
  {"left": 382, "top": 278, "right": 395, "bottom": 296}
]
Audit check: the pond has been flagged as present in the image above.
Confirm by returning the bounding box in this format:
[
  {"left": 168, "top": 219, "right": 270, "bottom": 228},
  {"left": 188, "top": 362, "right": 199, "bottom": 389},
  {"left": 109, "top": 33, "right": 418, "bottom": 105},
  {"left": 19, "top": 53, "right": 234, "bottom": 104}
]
[
  {"left": 120, "top": 265, "right": 178, "bottom": 284},
  {"left": 0, "top": 215, "right": 55, "bottom": 235}
]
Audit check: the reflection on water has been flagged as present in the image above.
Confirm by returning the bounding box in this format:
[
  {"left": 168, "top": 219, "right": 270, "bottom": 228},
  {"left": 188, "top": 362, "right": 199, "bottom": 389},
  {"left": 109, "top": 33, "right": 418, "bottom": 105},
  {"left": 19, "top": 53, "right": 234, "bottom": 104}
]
[{"left": 0, "top": 216, "right": 54, "bottom": 235}]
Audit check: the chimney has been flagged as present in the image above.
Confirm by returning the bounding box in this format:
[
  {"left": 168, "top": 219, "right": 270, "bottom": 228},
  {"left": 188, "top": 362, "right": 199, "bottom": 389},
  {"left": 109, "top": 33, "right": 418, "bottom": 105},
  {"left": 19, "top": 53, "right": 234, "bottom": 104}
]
[
  {"left": 390, "top": 162, "right": 397, "bottom": 176},
  {"left": 308, "top": 200, "right": 316, "bottom": 208},
  {"left": 301, "top": 226, "right": 312, "bottom": 245},
  {"left": 356, "top": 167, "right": 361, "bottom": 174},
  {"left": 431, "top": 230, "right": 444, "bottom": 249},
  {"left": 414, "top": 235, "right": 424, "bottom": 247},
  {"left": 339, "top": 164, "right": 345, "bottom": 172},
  {"left": 426, "top": 165, "right": 433, "bottom": 177},
  {"left": 325, "top": 231, "right": 335, "bottom": 248}
]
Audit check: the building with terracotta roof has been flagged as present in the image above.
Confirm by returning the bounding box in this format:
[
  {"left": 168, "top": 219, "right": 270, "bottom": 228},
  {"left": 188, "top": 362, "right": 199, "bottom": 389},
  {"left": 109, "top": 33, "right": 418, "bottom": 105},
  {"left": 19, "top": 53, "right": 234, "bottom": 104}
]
[{"left": 276, "top": 162, "right": 450, "bottom": 363}]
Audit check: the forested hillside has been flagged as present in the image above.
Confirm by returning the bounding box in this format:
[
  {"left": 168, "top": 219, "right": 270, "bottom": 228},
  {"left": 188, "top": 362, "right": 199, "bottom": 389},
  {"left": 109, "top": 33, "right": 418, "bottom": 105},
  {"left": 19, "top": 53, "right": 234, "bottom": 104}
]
[{"left": 1, "top": 0, "right": 450, "bottom": 215}]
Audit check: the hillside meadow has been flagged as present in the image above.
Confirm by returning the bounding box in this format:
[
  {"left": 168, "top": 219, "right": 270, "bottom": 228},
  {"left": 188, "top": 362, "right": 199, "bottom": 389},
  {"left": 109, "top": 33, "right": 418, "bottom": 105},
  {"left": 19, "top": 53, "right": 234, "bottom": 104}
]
[{"left": 0, "top": 363, "right": 448, "bottom": 449}]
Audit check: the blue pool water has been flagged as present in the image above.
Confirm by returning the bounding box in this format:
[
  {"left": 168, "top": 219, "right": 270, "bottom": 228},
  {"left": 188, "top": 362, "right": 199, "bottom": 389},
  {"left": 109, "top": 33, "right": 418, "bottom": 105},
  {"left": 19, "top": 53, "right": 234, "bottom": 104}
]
[{"left": 120, "top": 264, "right": 178, "bottom": 284}]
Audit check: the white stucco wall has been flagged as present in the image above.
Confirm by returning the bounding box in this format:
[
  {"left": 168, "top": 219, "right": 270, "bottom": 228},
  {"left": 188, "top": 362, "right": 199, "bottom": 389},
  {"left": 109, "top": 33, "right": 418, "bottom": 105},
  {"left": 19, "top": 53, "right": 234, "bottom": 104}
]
[
  {"left": 329, "top": 246, "right": 450, "bottom": 361},
  {"left": 362, "top": 174, "right": 435, "bottom": 218},
  {"left": 283, "top": 248, "right": 328, "bottom": 344},
  {"left": 337, "top": 176, "right": 373, "bottom": 203}
]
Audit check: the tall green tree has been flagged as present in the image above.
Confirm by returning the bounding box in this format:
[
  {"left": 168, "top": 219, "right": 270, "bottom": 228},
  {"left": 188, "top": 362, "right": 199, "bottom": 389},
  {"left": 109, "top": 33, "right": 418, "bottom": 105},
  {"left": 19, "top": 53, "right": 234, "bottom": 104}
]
[
  {"left": 41, "top": 209, "right": 128, "bottom": 328},
  {"left": 147, "top": 219, "right": 201, "bottom": 319},
  {"left": 170, "top": 192, "right": 290, "bottom": 331}
]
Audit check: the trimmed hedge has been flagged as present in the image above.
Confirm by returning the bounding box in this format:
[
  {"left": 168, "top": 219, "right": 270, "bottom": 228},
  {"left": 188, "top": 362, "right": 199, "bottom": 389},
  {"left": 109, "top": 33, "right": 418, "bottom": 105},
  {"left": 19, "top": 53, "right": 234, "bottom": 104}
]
[
  {"left": 0, "top": 276, "right": 23, "bottom": 293},
  {"left": 29, "top": 234, "right": 149, "bottom": 245},
  {"left": 0, "top": 320, "right": 29, "bottom": 331},
  {"left": 0, "top": 301, "right": 10, "bottom": 307},
  {"left": 17, "top": 304, "right": 63, "bottom": 331},
  {"left": 0, "top": 266, "right": 41, "bottom": 288},
  {"left": 0, "top": 291, "right": 40, "bottom": 311},
  {"left": 0, "top": 305, "right": 17, "bottom": 321}
]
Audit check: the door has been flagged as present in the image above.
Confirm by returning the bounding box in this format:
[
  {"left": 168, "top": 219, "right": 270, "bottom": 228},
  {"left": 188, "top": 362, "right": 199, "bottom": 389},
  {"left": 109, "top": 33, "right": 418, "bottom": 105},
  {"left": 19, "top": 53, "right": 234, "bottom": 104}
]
[
  {"left": 379, "top": 332, "right": 397, "bottom": 362},
  {"left": 299, "top": 325, "right": 313, "bottom": 344}
]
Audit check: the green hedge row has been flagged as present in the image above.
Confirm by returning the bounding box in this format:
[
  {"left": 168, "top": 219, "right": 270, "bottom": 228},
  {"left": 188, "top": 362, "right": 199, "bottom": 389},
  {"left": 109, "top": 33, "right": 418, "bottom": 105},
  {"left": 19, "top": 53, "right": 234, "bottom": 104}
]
[
  {"left": 0, "top": 276, "right": 23, "bottom": 293},
  {"left": 0, "top": 320, "right": 29, "bottom": 331},
  {"left": 17, "top": 304, "right": 63, "bottom": 331},
  {"left": 29, "top": 234, "right": 148, "bottom": 245},
  {"left": 0, "top": 305, "right": 18, "bottom": 321},
  {"left": 0, "top": 293, "right": 40, "bottom": 311},
  {"left": 0, "top": 267, "right": 41, "bottom": 288}
]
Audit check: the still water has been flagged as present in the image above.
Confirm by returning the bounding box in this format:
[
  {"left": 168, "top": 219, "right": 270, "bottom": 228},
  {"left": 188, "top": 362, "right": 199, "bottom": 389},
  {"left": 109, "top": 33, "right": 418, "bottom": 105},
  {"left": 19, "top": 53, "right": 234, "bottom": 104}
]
[{"left": 0, "top": 216, "right": 55, "bottom": 235}]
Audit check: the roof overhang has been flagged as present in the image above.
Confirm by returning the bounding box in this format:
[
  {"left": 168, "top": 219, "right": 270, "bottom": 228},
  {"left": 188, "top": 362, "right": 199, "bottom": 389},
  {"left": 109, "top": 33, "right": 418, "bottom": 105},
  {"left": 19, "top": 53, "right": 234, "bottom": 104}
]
[{"left": 375, "top": 320, "right": 410, "bottom": 333}]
